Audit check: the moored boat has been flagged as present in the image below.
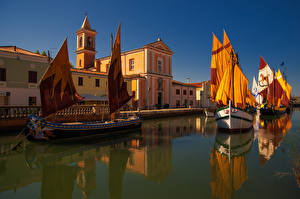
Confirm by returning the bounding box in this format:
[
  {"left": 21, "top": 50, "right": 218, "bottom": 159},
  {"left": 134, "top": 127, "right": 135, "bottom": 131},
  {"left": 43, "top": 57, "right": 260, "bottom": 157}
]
[
  {"left": 256, "top": 57, "right": 292, "bottom": 118},
  {"left": 26, "top": 25, "right": 141, "bottom": 141},
  {"left": 216, "top": 101, "right": 253, "bottom": 131},
  {"left": 210, "top": 31, "right": 254, "bottom": 131}
]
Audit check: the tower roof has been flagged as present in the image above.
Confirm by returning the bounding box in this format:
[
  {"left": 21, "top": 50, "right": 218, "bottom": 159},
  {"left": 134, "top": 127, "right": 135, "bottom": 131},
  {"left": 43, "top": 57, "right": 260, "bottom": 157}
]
[
  {"left": 81, "top": 16, "right": 91, "bottom": 29},
  {"left": 76, "top": 16, "right": 96, "bottom": 33}
]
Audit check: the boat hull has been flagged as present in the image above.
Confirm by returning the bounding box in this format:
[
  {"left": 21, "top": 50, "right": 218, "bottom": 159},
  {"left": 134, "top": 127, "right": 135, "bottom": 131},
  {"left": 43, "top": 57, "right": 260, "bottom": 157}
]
[
  {"left": 216, "top": 106, "right": 253, "bottom": 132},
  {"left": 260, "top": 107, "right": 286, "bottom": 118},
  {"left": 26, "top": 115, "right": 142, "bottom": 141}
]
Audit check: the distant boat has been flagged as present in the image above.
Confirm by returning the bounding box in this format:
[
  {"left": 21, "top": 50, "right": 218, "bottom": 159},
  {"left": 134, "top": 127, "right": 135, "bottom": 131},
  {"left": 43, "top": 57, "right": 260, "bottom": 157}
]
[
  {"left": 26, "top": 25, "right": 141, "bottom": 141},
  {"left": 210, "top": 31, "right": 255, "bottom": 131},
  {"left": 256, "top": 57, "right": 292, "bottom": 117}
]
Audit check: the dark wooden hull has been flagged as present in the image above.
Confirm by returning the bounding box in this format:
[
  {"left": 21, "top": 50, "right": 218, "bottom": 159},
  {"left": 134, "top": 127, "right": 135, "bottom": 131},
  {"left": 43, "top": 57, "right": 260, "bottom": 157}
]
[
  {"left": 26, "top": 116, "right": 142, "bottom": 141},
  {"left": 260, "top": 107, "right": 286, "bottom": 118}
]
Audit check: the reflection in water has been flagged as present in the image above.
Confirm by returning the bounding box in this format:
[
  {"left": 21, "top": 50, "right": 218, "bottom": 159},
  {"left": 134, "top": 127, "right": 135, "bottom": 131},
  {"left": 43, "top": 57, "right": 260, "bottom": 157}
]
[
  {"left": 210, "top": 131, "right": 254, "bottom": 199},
  {"left": 256, "top": 114, "right": 292, "bottom": 165},
  {"left": 0, "top": 114, "right": 299, "bottom": 198},
  {"left": 0, "top": 115, "right": 204, "bottom": 198},
  {"left": 109, "top": 148, "right": 130, "bottom": 199},
  {"left": 41, "top": 165, "right": 78, "bottom": 199}
]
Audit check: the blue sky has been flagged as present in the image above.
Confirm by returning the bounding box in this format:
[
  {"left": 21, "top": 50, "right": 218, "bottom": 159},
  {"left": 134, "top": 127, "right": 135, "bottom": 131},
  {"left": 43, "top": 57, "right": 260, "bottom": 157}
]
[{"left": 1, "top": 0, "right": 299, "bottom": 95}]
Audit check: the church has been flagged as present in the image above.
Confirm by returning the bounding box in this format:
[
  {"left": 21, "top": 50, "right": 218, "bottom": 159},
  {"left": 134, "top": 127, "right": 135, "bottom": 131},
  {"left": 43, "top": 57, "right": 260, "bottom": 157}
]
[{"left": 72, "top": 16, "right": 174, "bottom": 109}]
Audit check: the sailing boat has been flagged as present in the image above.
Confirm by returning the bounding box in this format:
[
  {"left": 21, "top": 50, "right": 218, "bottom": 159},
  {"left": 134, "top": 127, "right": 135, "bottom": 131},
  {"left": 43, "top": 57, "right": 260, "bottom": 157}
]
[
  {"left": 26, "top": 26, "right": 141, "bottom": 141},
  {"left": 211, "top": 31, "right": 254, "bottom": 131},
  {"left": 257, "top": 56, "right": 291, "bottom": 117}
]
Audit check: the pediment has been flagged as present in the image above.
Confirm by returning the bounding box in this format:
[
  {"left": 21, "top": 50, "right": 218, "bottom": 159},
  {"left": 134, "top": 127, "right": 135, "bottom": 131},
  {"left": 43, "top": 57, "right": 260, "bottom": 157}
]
[{"left": 145, "top": 41, "right": 173, "bottom": 54}]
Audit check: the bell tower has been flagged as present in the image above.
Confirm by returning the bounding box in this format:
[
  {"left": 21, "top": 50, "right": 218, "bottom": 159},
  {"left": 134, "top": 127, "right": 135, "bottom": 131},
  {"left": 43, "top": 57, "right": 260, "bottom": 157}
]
[{"left": 76, "top": 16, "right": 97, "bottom": 69}]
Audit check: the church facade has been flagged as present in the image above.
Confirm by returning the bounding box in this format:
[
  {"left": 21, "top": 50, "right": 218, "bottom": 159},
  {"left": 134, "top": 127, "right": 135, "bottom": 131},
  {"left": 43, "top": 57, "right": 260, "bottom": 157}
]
[{"left": 74, "top": 16, "right": 174, "bottom": 109}]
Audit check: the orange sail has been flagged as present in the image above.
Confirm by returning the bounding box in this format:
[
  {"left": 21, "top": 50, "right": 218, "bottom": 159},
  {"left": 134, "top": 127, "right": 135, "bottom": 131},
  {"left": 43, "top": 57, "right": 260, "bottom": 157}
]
[
  {"left": 211, "top": 34, "right": 227, "bottom": 101},
  {"left": 223, "top": 30, "right": 236, "bottom": 57},
  {"left": 246, "top": 88, "right": 256, "bottom": 107},
  {"left": 215, "top": 67, "right": 233, "bottom": 106},
  {"left": 212, "top": 31, "right": 252, "bottom": 109},
  {"left": 39, "top": 39, "right": 83, "bottom": 117},
  {"left": 276, "top": 69, "right": 291, "bottom": 107},
  {"left": 108, "top": 24, "right": 133, "bottom": 114},
  {"left": 233, "top": 65, "right": 248, "bottom": 109}
]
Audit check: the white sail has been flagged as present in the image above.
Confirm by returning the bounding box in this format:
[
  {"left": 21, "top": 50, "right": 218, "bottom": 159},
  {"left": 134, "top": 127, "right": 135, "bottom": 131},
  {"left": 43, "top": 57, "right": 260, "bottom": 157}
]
[{"left": 252, "top": 77, "right": 263, "bottom": 104}]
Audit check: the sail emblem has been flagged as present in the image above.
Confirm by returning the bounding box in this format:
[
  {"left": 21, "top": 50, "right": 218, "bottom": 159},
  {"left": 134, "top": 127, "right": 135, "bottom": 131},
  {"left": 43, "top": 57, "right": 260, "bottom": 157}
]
[{"left": 259, "top": 74, "right": 271, "bottom": 87}]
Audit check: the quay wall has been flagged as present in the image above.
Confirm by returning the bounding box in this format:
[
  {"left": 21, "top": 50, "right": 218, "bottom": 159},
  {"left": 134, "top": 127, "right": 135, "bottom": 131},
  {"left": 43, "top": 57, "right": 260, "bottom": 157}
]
[{"left": 0, "top": 106, "right": 216, "bottom": 130}]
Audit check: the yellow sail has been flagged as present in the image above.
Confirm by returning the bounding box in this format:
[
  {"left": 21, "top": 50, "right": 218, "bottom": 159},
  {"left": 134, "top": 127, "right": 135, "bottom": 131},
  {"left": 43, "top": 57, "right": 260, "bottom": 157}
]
[
  {"left": 213, "top": 31, "right": 251, "bottom": 109},
  {"left": 276, "top": 69, "right": 292, "bottom": 106},
  {"left": 215, "top": 67, "right": 233, "bottom": 106},
  {"left": 276, "top": 69, "right": 292, "bottom": 100},
  {"left": 276, "top": 69, "right": 287, "bottom": 95},
  {"left": 233, "top": 65, "right": 248, "bottom": 109},
  {"left": 246, "top": 88, "right": 256, "bottom": 107},
  {"left": 223, "top": 30, "right": 235, "bottom": 56},
  {"left": 211, "top": 34, "right": 227, "bottom": 101}
]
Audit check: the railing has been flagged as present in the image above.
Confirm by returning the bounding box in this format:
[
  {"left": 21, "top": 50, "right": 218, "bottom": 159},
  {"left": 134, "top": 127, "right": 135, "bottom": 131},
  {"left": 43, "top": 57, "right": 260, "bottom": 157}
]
[
  {"left": 0, "top": 106, "right": 40, "bottom": 120},
  {"left": 0, "top": 105, "right": 110, "bottom": 120}
]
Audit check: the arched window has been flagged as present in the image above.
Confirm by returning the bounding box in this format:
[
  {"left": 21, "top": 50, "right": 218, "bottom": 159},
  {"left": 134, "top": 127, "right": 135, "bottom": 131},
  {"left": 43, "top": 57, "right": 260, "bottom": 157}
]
[
  {"left": 79, "top": 37, "right": 83, "bottom": 48},
  {"left": 87, "top": 37, "right": 92, "bottom": 48},
  {"left": 79, "top": 59, "right": 82, "bottom": 66}
]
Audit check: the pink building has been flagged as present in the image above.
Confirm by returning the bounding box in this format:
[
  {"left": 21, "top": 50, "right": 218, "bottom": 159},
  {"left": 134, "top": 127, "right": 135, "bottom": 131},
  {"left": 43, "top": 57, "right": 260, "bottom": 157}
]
[{"left": 171, "top": 80, "right": 196, "bottom": 108}]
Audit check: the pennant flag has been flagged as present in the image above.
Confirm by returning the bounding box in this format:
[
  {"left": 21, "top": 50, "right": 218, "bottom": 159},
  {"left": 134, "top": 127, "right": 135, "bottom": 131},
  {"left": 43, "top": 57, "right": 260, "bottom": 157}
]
[
  {"left": 108, "top": 24, "right": 133, "bottom": 114},
  {"left": 39, "top": 39, "right": 83, "bottom": 117}
]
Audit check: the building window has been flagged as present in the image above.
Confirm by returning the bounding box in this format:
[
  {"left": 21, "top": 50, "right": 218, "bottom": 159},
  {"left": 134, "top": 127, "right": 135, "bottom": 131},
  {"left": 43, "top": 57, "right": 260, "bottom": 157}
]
[
  {"left": 78, "top": 77, "right": 83, "bottom": 86},
  {"left": 176, "top": 89, "right": 180, "bottom": 95},
  {"left": 79, "top": 37, "right": 83, "bottom": 48},
  {"left": 95, "top": 79, "right": 100, "bottom": 87},
  {"left": 183, "top": 90, "right": 187, "bottom": 95},
  {"left": 190, "top": 100, "right": 193, "bottom": 106},
  {"left": 158, "top": 78, "right": 163, "bottom": 90},
  {"left": 129, "top": 59, "right": 134, "bottom": 70},
  {"left": 28, "top": 71, "right": 37, "bottom": 83},
  {"left": 0, "top": 68, "right": 6, "bottom": 81},
  {"left": 190, "top": 90, "right": 193, "bottom": 95},
  {"left": 158, "top": 60, "right": 162, "bottom": 72},
  {"left": 79, "top": 59, "right": 82, "bottom": 67},
  {"left": 87, "top": 37, "right": 92, "bottom": 48},
  {"left": 28, "top": 96, "right": 36, "bottom": 106}
]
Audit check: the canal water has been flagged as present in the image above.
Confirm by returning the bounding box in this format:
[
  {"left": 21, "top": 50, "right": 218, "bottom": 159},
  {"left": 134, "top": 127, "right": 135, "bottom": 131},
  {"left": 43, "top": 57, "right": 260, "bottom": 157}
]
[{"left": 0, "top": 111, "right": 300, "bottom": 199}]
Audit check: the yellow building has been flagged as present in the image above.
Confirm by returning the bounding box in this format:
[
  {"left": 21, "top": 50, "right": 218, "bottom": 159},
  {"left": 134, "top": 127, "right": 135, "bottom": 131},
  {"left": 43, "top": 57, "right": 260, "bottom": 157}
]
[
  {"left": 71, "top": 68, "right": 132, "bottom": 105},
  {"left": 75, "top": 16, "right": 174, "bottom": 109}
]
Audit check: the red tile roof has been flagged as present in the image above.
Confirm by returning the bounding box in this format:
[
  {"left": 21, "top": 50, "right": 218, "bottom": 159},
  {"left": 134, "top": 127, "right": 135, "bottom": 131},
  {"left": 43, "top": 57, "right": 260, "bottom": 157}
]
[{"left": 0, "top": 46, "right": 47, "bottom": 58}]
